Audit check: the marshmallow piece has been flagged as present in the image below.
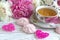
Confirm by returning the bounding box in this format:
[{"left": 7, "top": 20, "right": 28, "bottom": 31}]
[
  {"left": 22, "top": 24, "right": 36, "bottom": 34},
  {"left": 55, "top": 27, "right": 60, "bottom": 34},
  {"left": 16, "top": 18, "right": 29, "bottom": 26}
]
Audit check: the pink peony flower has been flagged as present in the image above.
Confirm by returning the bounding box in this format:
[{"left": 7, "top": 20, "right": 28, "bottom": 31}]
[
  {"left": 9, "top": 0, "right": 34, "bottom": 19},
  {"left": 57, "top": 0, "right": 60, "bottom": 6}
]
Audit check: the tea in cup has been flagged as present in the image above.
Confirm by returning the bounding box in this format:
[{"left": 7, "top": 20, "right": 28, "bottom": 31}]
[{"left": 36, "top": 6, "right": 58, "bottom": 22}]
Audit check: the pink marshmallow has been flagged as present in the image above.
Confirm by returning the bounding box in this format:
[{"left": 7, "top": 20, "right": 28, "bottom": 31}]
[
  {"left": 16, "top": 18, "right": 29, "bottom": 26},
  {"left": 55, "top": 27, "right": 60, "bottom": 34},
  {"left": 22, "top": 24, "right": 36, "bottom": 34}
]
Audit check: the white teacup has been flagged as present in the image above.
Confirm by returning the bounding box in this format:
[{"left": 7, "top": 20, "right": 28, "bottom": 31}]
[{"left": 36, "top": 6, "right": 58, "bottom": 23}]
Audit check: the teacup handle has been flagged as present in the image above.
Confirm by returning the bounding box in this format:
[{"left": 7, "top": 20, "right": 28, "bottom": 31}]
[{"left": 58, "top": 9, "right": 60, "bottom": 17}]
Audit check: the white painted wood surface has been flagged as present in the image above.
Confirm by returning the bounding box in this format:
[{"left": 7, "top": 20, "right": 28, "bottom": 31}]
[
  {"left": 0, "top": 22, "right": 60, "bottom": 40},
  {"left": 0, "top": 0, "right": 60, "bottom": 40}
]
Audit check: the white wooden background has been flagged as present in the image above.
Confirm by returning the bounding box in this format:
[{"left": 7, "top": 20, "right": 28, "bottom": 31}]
[
  {"left": 0, "top": 22, "right": 60, "bottom": 40},
  {"left": 0, "top": 0, "right": 60, "bottom": 40}
]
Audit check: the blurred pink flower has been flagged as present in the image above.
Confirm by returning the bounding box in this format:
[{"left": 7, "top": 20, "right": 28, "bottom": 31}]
[{"left": 9, "top": 0, "right": 34, "bottom": 19}]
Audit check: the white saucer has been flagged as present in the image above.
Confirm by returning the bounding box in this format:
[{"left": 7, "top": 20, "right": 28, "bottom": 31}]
[{"left": 30, "top": 14, "right": 60, "bottom": 28}]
